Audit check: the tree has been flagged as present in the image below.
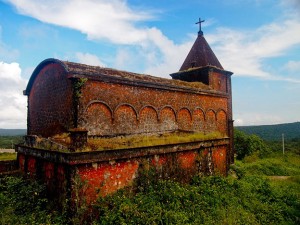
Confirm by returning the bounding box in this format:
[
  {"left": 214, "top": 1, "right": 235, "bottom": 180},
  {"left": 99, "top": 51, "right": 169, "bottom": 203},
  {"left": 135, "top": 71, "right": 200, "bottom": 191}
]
[{"left": 234, "top": 129, "right": 270, "bottom": 160}]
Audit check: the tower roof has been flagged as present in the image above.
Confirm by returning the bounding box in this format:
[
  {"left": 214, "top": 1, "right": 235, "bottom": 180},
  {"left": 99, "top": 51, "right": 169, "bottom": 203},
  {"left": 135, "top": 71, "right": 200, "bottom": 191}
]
[{"left": 179, "top": 33, "right": 223, "bottom": 71}]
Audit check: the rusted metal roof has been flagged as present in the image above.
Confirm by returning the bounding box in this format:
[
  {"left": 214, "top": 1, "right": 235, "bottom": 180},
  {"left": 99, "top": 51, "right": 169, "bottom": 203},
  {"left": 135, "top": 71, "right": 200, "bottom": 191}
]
[{"left": 179, "top": 34, "right": 223, "bottom": 71}]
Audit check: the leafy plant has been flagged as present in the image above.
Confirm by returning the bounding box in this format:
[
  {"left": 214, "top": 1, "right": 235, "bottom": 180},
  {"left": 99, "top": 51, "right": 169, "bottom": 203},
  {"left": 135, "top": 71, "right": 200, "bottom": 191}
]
[
  {"left": 0, "top": 176, "right": 54, "bottom": 224},
  {"left": 234, "top": 129, "right": 270, "bottom": 160}
]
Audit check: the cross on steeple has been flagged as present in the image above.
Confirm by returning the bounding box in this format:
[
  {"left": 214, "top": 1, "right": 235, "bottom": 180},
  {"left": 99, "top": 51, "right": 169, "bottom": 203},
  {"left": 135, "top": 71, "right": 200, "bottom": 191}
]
[{"left": 195, "top": 18, "right": 205, "bottom": 35}]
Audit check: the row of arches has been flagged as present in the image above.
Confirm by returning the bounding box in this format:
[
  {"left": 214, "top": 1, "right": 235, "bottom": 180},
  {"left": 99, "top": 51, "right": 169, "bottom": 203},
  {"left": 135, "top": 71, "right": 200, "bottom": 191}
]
[
  {"left": 82, "top": 100, "right": 226, "bottom": 121},
  {"left": 80, "top": 101, "right": 228, "bottom": 136}
]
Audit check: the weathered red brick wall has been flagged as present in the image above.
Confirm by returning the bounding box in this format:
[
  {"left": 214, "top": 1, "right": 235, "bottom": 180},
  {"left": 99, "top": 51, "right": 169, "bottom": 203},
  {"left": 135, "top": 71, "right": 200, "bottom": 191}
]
[
  {"left": 16, "top": 140, "right": 229, "bottom": 206},
  {"left": 28, "top": 64, "right": 74, "bottom": 137},
  {"left": 17, "top": 152, "right": 68, "bottom": 201},
  {"left": 26, "top": 61, "right": 230, "bottom": 140},
  {"left": 209, "top": 71, "right": 227, "bottom": 92},
  {"left": 79, "top": 80, "right": 229, "bottom": 136}
]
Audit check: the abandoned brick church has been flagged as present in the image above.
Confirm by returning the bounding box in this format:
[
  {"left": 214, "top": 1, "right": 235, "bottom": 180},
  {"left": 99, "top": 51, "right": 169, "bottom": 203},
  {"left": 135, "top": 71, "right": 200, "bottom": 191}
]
[{"left": 17, "top": 25, "right": 234, "bottom": 203}]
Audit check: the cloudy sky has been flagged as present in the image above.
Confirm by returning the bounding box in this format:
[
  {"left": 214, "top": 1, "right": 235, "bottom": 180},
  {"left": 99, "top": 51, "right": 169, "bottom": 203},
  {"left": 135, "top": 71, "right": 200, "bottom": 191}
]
[{"left": 0, "top": 0, "right": 300, "bottom": 128}]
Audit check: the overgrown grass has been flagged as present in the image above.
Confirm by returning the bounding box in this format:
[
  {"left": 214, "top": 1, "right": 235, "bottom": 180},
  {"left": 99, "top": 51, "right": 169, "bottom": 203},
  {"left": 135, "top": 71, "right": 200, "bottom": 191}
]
[
  {"left": 0, "top": 176, "right": 65, "bottom": 224},
  {"left": 87, "top": 131, "right": 223, "bottom": 151},
  {"left": 94, "top": 174, "right": 300, "bottom": 224},
  {"left": 233, "top": 152, "right": 300, "bottom": 177},
  {"left": 29, "top": 131, "right": 224, "bottom": 152},
  {"left": 0, "top": 152, "right": 16, "bottom": 161}
]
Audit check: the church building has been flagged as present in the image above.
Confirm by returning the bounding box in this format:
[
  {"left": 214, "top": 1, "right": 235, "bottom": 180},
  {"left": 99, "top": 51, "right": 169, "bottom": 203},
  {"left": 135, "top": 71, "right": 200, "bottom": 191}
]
[{"left": 17, "top": 21, "right": 234, "bottom": 203}]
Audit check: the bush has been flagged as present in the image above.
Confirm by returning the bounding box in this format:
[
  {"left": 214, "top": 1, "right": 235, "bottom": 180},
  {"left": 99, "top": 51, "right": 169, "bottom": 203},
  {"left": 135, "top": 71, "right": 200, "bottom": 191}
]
[
  {"left": 234, "top": 129, "right": 271, "bottom": 160},
  {"left": 92, "top": 174, "right": 300, "bottom": 224},
  {"left": 0, "top": 176, "right": 59, "bottom": 224}
]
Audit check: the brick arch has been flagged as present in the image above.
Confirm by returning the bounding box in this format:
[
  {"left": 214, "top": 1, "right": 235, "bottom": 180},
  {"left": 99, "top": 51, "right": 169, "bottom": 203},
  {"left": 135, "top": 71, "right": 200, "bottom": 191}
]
[
  {"left": 83, "top": 101, "right": 113, "bottom": 136},
  {"left": 138, "top": 105, "right": 159, "bottom": 121},
  {"left": 159, "top": 106, "right": 177, "bottom": 132},
  {"left": 114, "top": 103, "right": 138, "bottom": 120},
  {"left": 205, "top": 109, "right": 217, "bottom": 132},
  {"left": 216, "top": 109, "right": 227, "bottom": 135},
  {"left": 114, "top": 104, "right": 138, "bottom": 134},
  {"left": 177, "top": 107, "right": 192, "bottom": 131},
  {"left": 84, "top": 100, "right": 113, "bottom": 117},
  {"left": 138, "top": 105, "right": 159, "bottom": 133},
  {"left": 216, "top": 109, "right": 227, "bottom": 119},
  {"left": 192, "top": 107, "right": 205, "bottom": 131}
]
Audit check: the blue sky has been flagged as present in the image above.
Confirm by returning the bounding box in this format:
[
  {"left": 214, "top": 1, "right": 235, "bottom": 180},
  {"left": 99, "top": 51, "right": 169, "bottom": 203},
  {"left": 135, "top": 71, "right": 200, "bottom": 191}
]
[{"left": 0, "top": 0, "right": 300, "bottom": 128}]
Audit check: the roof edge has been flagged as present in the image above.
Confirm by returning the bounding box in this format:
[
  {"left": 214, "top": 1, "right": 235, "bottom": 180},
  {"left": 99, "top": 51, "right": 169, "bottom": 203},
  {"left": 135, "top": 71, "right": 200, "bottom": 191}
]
[
  {"left": 171, "top": 65, "right": 233, "bottom": 77},
  {"left": 24, "top": 58, "right": 68, "bottom": 96}
]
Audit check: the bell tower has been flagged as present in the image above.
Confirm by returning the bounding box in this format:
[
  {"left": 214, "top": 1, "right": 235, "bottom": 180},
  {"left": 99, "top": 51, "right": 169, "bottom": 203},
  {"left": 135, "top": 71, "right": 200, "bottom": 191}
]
[
  {"left": 170, "top": 18, "right": 233, "bottom": 93},
  {"left": 170, "top": 18, "right": 234, "bottom": 164}
]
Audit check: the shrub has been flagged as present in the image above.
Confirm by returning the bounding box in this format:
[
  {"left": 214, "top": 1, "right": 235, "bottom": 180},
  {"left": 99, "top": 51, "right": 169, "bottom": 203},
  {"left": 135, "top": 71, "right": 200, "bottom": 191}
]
[
  {"left": 234, "top": 129, "right": 271, "bottom": 160},
  {"left": 0, "top": 176, "right": 59, "bottom": 224}
]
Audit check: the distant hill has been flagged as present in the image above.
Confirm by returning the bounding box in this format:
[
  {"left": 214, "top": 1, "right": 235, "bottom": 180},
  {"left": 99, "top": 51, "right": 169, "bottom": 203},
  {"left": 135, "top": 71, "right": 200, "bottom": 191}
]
[
  {"left": 236, "top": 122, "right": 300, "bottom": 141},
  {"left": 0, "top": 129, "right": 26, "bottom": 136}
]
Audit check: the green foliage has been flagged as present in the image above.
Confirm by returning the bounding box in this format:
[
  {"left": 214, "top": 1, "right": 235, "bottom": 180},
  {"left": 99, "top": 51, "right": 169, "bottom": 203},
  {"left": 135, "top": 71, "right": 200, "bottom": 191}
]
[
  {"left": 234, "top": 152, "right": 300, "bottom": 177},
  {"left": 236, "top": 122, "right": 300, "bottom": 141},
  {"left": 73, "top": 77, "right": 88, "bottom": 99},
  {"left": 234, "top": 129, "right": 271, "bottom": 160},
  {"left": 0, "top": 136, "right": 23, "bottom": 149},
  {"left": 267, "top": 138, "right": 300, "bottom": 155},
  {"left": 93, "top": 174, "right": 300, "bottom": 224},
  {"left": 0, "top": 176, "right": 55, "bottom": 224}
]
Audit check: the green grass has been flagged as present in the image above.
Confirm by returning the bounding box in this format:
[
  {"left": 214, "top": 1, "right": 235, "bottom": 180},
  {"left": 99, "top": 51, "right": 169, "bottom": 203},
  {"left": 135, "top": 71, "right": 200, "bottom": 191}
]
[
  {"left": 0, "top": 153, "right": 17, "bottom": 161},
  {"left": 87, "top": 131, "right": 223, "bottom": 151},
  {"left": 233, "top": 152, "right": 300, "bottom": 177}
]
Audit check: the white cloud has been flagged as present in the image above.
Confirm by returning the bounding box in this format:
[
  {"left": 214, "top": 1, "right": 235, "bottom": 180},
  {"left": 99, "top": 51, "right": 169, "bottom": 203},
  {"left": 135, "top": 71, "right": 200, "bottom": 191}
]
[
  {"left": 207, "top": 18, "right": 300, "bottom": 81},
  {"left": 0, "top": 62, "right": 27, "bottom": 128},
  {"left": 7, "top": 0, "right": 300, "bottom": 81},
  {"left": 75, "top": 52, "right": 106, "bottom": 67},
  {"left": 234, "top": 112, "right": 284, "bottom": 126},
  {"left": 6, "top": 0, "right": 193, "bottom": 77},
  {"left": 7, "top": 0, "right": 152, "bottom": 45},
  {"left": 284, "top": 61, "right": 300, "bottom": 72}
]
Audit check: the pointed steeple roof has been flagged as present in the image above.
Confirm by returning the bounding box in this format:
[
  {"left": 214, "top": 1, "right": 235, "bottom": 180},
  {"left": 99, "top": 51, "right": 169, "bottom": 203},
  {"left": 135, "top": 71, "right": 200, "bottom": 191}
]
[{"left": 179, "top": 33, "right": 223, "bottom": 71}]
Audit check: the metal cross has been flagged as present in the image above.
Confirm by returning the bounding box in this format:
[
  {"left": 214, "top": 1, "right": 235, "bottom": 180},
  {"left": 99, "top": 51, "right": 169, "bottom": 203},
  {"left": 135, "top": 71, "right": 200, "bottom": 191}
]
[{"left": 195, "top": 18, "right": 205, "bottom": 33}]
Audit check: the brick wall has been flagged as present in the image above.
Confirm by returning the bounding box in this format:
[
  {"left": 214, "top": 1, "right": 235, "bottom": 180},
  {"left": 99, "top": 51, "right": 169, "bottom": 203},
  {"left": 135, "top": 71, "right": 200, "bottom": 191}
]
[
  {"left": 16, "top": 139, "right": 229, "bottom": 205},
  {"left": 78, "top": 79, "right": 229, "bottom": 136},
  {"left": 28, "top": 64, "right": 74, "bottom": 137}
]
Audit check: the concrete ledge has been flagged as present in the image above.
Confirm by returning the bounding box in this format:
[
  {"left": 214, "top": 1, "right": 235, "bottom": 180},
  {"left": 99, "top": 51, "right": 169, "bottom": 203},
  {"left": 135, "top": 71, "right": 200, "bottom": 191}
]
[{"left": 16, "top": 138, "right": 229, "bottom": 165}]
